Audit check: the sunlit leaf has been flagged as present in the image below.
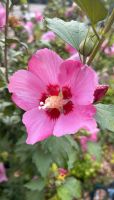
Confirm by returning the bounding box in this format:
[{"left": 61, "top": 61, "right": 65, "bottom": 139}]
[
  {"left": 46, "top": 18, "right": 88, "bottom": 50},
  {"left": 57, "top": 177, "right": 82, "bottom": 200}
]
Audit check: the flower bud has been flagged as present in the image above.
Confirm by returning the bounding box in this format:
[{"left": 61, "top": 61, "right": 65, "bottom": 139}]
[
  {"left": 58, "top": 168, "right": 68, "bottom": 176},
  {"left": 94, "top": 85, "right": 109, "bottom": 102},
  {"left": 79, "top": 38, "right": 94, "bottom": 56}
]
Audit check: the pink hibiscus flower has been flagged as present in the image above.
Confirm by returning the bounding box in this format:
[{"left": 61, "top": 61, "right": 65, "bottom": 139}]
[
  {"left": 65, "top": 44, "right": 80, "bottom": 60},
  {"left": 35, "top": 10, "right": 43, "bottom": 22},
  {"left": 0, "top": 163, "right": 8, "bottom": 183},
  {"left": 80, "top": 132, "right": 98, "bottom": 151},
  {"left": 104, "top": 44, "right": 114, "bottom": 56},
  {"left": 67, "top": 52, "right": 80, "bottom": 61},
  {"left": 23, "top": 21, "right": 34, "bottom": 43},
  {"left": 65, "top": 3, "right": 77, "bottom": 17},
  {"left": 8, "top": 48, "right": 98, "bottom": 145},
  {"left": 101, "top": 39, "right": 108, "bottom": 50},
  {"left": 65, "top": 44, "right": 76, "bottom": 55},
  {"left": 24, "top": 21, "right": 34, "bottom": 36},
  {"left": 41, "top": 31, "right": 56, "bottom": 42},
  {"left": 0, "top": 3, "right": 6, "bottom": 29}
]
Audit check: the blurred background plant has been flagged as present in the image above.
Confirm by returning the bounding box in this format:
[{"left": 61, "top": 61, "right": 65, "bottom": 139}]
[{"left": 0, "top": 0, "right": 114, "bottom": 199}]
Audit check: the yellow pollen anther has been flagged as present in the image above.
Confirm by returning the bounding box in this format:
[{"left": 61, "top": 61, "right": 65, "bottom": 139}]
[
  {"left": 39, "top": 95, "right": 68, "bottom": 110},
  {"left": 45, "top": 96, "right": 64, "bottom": 109}
]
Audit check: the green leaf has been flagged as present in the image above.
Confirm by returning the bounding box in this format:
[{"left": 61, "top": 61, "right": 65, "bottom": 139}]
[
  {"left": 0, "top": 68, "right": 6, "bottom": 88},
  {"left": 42, "top": 136, "right": 78, "bottom": 168},
  {"left": 20, "top": 0, "right": 28, "bottom": 4},
  {"left": 57, "top": 177, "right": 82, "bottom": 200},
  {"left": 74, "top": 0, "right": 108, "bottom": 24},
  {"left": 32, "top": 149, "right": 52, "bottom": 177},
  {"left": 49, "top": 196, "right": 60, "bottom": 200},
  {"left": 95, "top": 104, "right": 114, "bottom": 132},
  {"left": 2, "top": 0, "right": 12, "bottom": 7},
  {"left": 46, "top": 18, "right": 88, "bottom": 50},
  {"left": 5, "top": 38, "right": 28, "bottom": 53},
  {"left": 87, "top": 142, "right": 102, "bottom": 161},
  {"left": 26, "top": 191, "right": 45, "bottom": 200},
  {"left": 42, "top": 137, "right": 67, "bottom": 167},
  {"left": 20, "top": 42, "right": 29, "bottom": 52},
  {"left": 6, "top": 38, "right": 19, "bottom": 44},
  {"left": 25, "top": 179, "right": 45, "bottom": 191}
]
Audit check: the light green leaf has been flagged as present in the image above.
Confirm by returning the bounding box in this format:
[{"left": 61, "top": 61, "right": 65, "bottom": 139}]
[
  {"left": 25, "top": 179, "right": 45, "bottom": 191},
  {"left": 46, "top": 18, "right": 88, "bottom": 50},
  {"left": 75, "top": 0, "right": 108, "bottom": 24},
  {"left": 57, "top": 177, "right": 82, "bottom": 200},
  {"left": 32, "top": 149, "right": 52, "bottom": 177},
  {"left": 87, "top": 142, "right": 102, "bottom": 161},
  {"left": 95, "top": 104, "right": 114, "bottom": 132}
]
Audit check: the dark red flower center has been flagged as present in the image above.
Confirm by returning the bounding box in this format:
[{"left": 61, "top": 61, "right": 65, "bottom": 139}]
[{"left": 39, "top": 84, "right": 73, "bottom": 119}]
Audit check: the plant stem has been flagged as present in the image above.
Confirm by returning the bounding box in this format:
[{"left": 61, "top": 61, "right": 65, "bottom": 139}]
[
  {"left": 91, "top": 24, "right": 100, "bottom": 40},
  {"left": 83, "top": 56, "right": 86, "bottom": 64},
  {"left": 87, "top": 9, "right": 114, "bottom": 65},
  {"left": 4, "top": 0, "right": 9, "bottom": 83}
]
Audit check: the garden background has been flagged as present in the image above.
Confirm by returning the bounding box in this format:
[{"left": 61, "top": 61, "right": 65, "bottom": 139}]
[{"left": 0, "top": 0, "right": 114, "bottom": 199}]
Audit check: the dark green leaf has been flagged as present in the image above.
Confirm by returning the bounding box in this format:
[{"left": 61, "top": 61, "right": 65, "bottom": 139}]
[
  {"left": 25, "top": 179, "right": 45, "bottom": 191},
  {"left": 74, "top": 0, "right": 108, "bottom": 24},
  {"left": 87, "top": 142, "right": 102, "bottom": 161},
  {"left": 32, "top": 149, "right": 52, "bottom": 177},
  {"left": 26, "top": 190, "right": 45, "bottom": 200},
  {"left": 46, "top": 18, "right": 88, "bottom": 50},
  {"left": 6, "top": 38, "right": 19, "bottom": 45},
  {"left": 0, "top": 68, "right": 6, "bottom": 88},
  {"left": 42, "top": 136, "right": 78, "bottom": 168}
]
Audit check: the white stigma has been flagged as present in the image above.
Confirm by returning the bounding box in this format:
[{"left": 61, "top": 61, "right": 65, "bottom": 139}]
[{"left": 40, "top": 102, "right": 44, "bottom": 106}]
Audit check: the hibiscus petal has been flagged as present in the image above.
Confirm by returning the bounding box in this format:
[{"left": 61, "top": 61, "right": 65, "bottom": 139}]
[
  {"left": 28, "top": 48, "right": 63, "bottom": 85},
  {"left": 12, "top": 94, "right": 38, "bottom": 111},
  {"left": 58, "top": 60, "right": 98, "bottom": 105},
  {"left": 8, "top": 70, "right": 44, "bottom": 111},
  {"left": 53, "top": 105, "right": 98, "bottom": 137},
  {"left": 58, "top": 60, "right": 82, "bottom": 86},
  {"left": 22, "top": 108, "right": 55, "bottom": 144}
]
